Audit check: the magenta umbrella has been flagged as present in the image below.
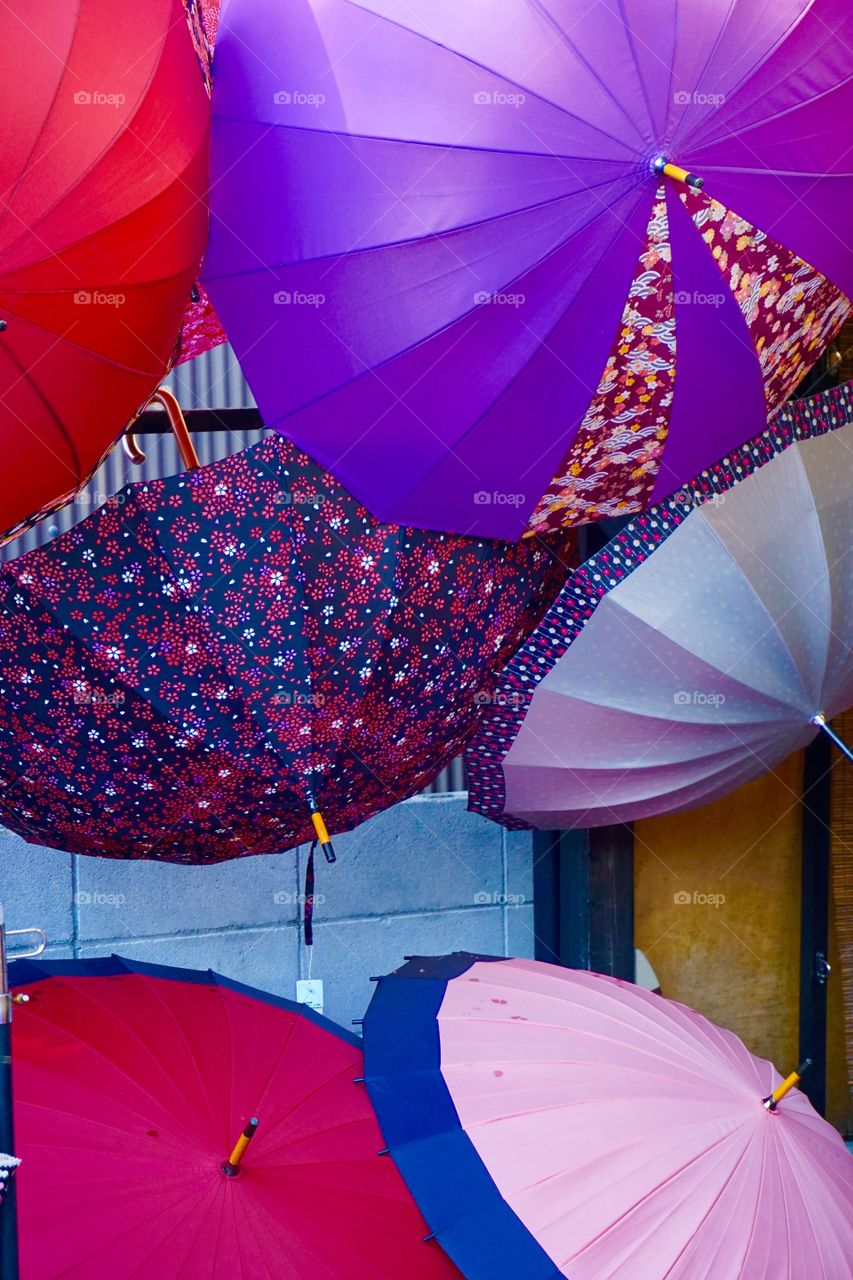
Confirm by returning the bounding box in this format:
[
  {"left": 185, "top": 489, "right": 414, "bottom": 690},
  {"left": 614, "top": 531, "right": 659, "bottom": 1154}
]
[
  {"left": 202, "top": 0, "right": 852, "bottom": 539},
  {"left": 466, "top": 383, "right": 853, "bottom": 830},
  {"left": 364, "top": 955, "right": 853, "bottom": 1279}
]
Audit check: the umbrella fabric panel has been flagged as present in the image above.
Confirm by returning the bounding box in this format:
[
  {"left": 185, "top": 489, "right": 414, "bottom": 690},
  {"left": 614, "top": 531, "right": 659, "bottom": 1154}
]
[
  {"left": 0, "top": 0, "right": 210, "bottom": 544},
  {"left": 10, "top": 957, "right": 461, "bottom": 1280},
  {"left": 176, "top": 0, "right": 228, "bottom": 362},
  {"left": 203, "top": 0, "right": 852, "bottom": 538},
  {"left": 500, "top": 424, "right": 853, "bottom": 826},
  {"left": 364, "top": 954, "right": 853, "bottom": 1280},
  {"left": 467, "top": 382, "right": 853, "bottom": 828},
  {"left": 0, "top": 437, "right": 572, "bottom": 860}
]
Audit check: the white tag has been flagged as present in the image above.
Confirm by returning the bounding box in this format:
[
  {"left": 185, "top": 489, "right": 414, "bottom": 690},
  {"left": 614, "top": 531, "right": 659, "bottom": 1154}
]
[{"left": 296, "top": 979, "right": 324, "bottom": 1014}]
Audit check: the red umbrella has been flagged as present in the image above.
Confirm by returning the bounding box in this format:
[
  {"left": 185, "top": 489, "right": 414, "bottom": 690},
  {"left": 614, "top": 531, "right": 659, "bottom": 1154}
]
[
  {"left": 0, "top": 0, "right": 210, "bottom": 545},
  {"left": 10, "top": 957, "right": 462, "bottom": 1280}
]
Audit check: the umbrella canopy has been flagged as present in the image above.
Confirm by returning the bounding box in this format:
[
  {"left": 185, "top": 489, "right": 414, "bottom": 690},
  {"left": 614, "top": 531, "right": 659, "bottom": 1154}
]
[
  {"left": 364, "top": 953, "right": 853, "bottom": 1280},
  {"left": 9, "top": 956, "right": 462, "bottom": 1280},
  {"left": 467, "top": 382, "right": 853, "bottom": 829},
  {"left": 0, "top": 0, "right": 210, "bottom": 545},
  {"left": 202, "top": 0, "right": 852, "bottom": 540},
  {"left": 0, "top": 434, "right": 571, "bottom": 861},
  {"left": 175, "top": 0, "right": 229, "bottom": 364}
]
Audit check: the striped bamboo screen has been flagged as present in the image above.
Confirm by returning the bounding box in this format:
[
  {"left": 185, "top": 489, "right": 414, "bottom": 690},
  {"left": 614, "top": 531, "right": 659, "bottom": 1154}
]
[{"left": 831, "top": 709, "right": 853, "bottom": 1104}]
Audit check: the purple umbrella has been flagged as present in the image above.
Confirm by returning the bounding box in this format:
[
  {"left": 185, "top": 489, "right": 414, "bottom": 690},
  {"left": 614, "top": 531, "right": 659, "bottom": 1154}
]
[
  {"left": 203, "top": 0, "right": 852, "bottom": 540},
  {"left": 466, "top": 383, "right": 853, "bottom": 829}
]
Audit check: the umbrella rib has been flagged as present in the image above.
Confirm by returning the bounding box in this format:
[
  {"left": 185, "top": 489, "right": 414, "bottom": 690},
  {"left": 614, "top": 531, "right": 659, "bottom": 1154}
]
[
  {"left": 600, "top": 534, "right": 816, "bottom": 713},
  {"left": 526, "top": 0, "right": 652, "bottom": 152},
  {"left": 0, "top": 304, "right": 173, "bottom": 379},
  {"left": 0, "top": 11, "right": 190, "bottom": 263},
  {"left": 616, "top": 0, "right": 659, "bottom": 140},
  {"left": 658, "top": 1126, "right": 763, "bottom": 1278},
  {"left": 678, "top": 72, "right": 853, "bottom": 159},
  {"left": 255, "top": 1060, "right": 363, "bottom": 1145},
  {"left": 378, "top": 191, "right": 648, "bottom": 517},
  {"left": 0, "top": 10, "right": 84, "bottom": 230},
  {"left": 138, "top": 967, "right": 237, "bottom": 1141},
  {"left": 0, "top": 186, "right": 205, "bottom": 291},
  {"left": 340, "top": 0, "right": 646, "bottom": 160},
  {"left": 553, "top": 1125, "right": 750, "bottom": 1266},
  {"left": 671, "top": 0, "right": 826, "bottom": 154},
  {"left": 212, "top": 114, "right": 640, "bottom": 169},
  {"left": 216, "top": 966, "right": 303, "bottom": 1138},
  {"left": 548, "top": 590, "right": 806, "bottom": 718},
  {"left": 664, "top": 0, "right": 737, "bottom": 147},
  {"left": 254, "top": 186, "right": 642, "bottom": 510},
  {"left": 49, "top": 1179, "right": 222, "bottom": 1280},
  {"left": 451, "top": 968, "right": 766, "bottom": 1069},
  {"left": 205, "top": 167, "right": 639, "bottom": 275},
  {"left": 0, "top": 334, "right": 82, "bottom": 479},
  {"left": 14, "top": 980, "right": 219, "bottom": 1145}
]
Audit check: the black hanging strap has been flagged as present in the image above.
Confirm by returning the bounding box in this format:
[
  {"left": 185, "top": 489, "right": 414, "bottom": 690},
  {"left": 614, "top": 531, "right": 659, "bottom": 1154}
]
[{"left": 303, "top": 839, "right": 317, "bottom": 947}]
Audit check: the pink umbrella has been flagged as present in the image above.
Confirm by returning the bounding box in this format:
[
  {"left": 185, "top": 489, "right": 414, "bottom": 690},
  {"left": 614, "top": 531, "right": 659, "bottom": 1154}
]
[{"left": 364, "top": 954, "right": 853, "bottom": 1279}]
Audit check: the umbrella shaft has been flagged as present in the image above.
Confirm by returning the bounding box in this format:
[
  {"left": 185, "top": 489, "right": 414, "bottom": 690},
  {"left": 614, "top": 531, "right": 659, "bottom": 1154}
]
[
  {"left": 816, "top": 719, "right": 853, "bottom": 765},
  {"left": 0, "top": 1008, "right": 19, "bottom": 1277}
]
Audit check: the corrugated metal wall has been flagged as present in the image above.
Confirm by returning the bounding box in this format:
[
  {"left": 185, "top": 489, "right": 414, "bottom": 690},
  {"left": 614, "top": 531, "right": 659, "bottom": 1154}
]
[{"left": 2, "top": 344, "right": 466, "bottom": 793}]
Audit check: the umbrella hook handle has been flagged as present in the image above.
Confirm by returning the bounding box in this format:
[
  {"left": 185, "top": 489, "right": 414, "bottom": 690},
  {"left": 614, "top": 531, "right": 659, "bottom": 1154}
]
[
  {"left": 122, "top": 388, "right": 201, "bottom": 472},
  {"left": 3, "top": 929, "right": 46, "bottom": 962}
]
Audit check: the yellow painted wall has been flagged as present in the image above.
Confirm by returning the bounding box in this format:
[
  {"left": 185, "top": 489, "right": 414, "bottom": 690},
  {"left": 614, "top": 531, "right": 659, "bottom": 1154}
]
[
  {"left": 636, "top": 753, "right": 803, "bottom": 1081},
  {"left": 635, "top": 747, "right": 851, "bottom": 1134}
]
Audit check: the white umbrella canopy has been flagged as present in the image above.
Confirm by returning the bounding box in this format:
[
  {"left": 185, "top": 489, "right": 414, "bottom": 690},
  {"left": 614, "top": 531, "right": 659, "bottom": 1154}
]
[{"left": 468, "top": 414, "right": 853, "bottom": 829}]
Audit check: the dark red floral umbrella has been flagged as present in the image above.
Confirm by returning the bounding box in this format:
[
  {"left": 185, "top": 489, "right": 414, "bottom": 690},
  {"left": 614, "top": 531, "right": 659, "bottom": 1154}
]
[{"left": 0, "top": 434, "right": 572, "bottom": 863}]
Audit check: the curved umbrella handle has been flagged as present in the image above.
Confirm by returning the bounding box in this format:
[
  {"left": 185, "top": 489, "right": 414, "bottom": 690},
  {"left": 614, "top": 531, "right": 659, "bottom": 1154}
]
[
  {"left": 4, "top": 929, "right": 47, "bottom": 961},
  {"left": 123, "top": 388, "right": 200, "bottom": 472}
]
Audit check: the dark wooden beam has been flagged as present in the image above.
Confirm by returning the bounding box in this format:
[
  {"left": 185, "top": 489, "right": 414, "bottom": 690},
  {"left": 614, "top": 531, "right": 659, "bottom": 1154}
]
[
  {"left": 533, "top": 826, "right": 634, "bottom": 979},
  {"left": 799, "top": 732, "right": 832, "bottom": 1115},
  {"left": 134, "top": 407, "right": 264, "bottom": 434}
]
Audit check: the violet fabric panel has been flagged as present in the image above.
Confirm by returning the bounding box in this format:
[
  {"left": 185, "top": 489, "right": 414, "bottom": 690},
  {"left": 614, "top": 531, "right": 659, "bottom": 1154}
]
[{"left": 205, "top": 0, "right": 852, "bottom": 537}]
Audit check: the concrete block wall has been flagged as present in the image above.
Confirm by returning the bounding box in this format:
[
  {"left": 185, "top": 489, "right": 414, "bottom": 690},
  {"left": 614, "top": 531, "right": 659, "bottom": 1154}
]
[{"left": 0, "top": 795, "right": 535, "bottom": 1028}]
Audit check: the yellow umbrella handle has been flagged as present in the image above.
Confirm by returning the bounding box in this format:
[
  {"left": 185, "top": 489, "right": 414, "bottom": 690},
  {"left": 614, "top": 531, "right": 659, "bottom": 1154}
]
[
  {"left": 653, "top": 155, "right": 704, "bottom": 191},
  {"left": 310, "top": 807, "right": 336, "bottom": 864},
  {"left": 763, "top": 1059, "right": 812, "bottom": 1111},
  {"left": 222, "top": 1117, "right": 259, "bottom": 1176}
]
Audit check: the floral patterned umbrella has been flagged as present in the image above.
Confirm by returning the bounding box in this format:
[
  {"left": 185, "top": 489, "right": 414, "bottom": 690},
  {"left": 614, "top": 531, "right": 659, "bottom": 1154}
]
[{"left": 0, "top": 437, "right": 572, "bottom": 862}]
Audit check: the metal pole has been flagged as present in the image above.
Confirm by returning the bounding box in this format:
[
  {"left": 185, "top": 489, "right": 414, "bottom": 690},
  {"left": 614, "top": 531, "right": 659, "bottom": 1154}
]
[
  {"left": 0, "top": 907, "right": 46, "bottom": 1280},
  {"left": 812, "top": 713, "right": 853, "bottom": 767},
  {"left": 0, "top": 904, "right": 19, "bottom": 1280}
]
